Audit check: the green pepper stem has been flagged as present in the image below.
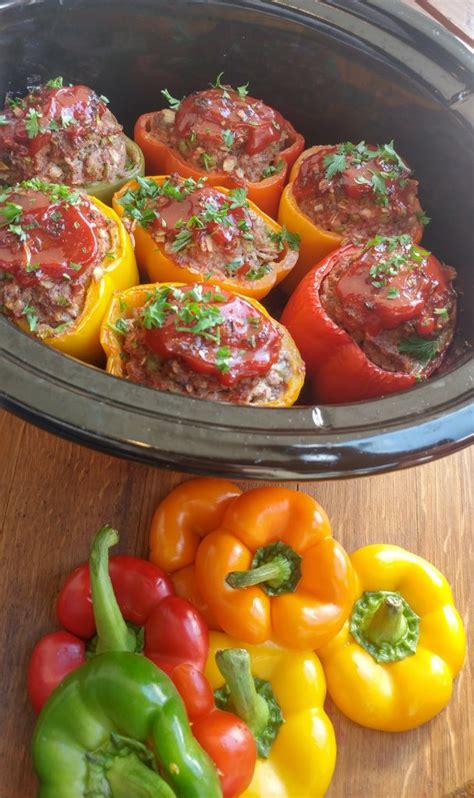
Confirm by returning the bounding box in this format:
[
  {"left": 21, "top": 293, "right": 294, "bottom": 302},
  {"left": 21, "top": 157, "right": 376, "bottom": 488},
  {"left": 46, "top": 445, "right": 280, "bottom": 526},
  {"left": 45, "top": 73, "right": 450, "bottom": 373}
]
[
  {"left": 107, "top": 752, "right": 177, "bottom": 798},
  {"left": 226, "top": 555, "right": 291, "bottom": 590},
  {"left": 89, "top": 526, "right": 136, "bottom": 655},
  {"left": 364, "top": 594, "right": 408, "bottom": 646},
  {"left": 216, "top": 649, "right": 269, "bottom": 738}
]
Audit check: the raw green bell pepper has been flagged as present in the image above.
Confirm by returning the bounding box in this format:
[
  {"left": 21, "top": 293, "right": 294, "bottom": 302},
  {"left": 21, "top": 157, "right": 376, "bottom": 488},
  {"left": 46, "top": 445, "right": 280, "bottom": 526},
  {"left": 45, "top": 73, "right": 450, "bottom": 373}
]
[{"left": 32, "top": 527, "right": 222, "bottom": 798}]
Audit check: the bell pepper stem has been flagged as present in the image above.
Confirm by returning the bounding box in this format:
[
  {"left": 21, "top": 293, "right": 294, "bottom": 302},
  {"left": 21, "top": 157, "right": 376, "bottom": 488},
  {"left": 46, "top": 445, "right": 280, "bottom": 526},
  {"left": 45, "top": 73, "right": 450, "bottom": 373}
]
[
  {"left": 216, "top": 648, "right": 269, "bottom": 738},
  {"left": 365, "top": 594, "right": 408, "bottom": 645},
  {"left": 107, "top": 753, "right": 177, "bottom": 798},
  {"left": 89, "top": 526, "right": 136, "bottom": 655},
  {"left": 226, "top": 555, "right": 291, "bottom": 589}
]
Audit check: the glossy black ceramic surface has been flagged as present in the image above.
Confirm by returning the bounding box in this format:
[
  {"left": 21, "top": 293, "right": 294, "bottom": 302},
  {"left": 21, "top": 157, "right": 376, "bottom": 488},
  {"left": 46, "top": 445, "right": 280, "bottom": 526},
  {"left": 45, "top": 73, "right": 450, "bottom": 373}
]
[{"left": 0, "top": 0, "right": 473, "bottom": 479}]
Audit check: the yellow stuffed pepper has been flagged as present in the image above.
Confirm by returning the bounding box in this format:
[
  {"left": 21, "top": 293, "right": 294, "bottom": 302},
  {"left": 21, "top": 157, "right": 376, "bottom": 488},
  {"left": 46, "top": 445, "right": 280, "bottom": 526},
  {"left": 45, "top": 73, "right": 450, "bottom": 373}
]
[
  {"left": 101, "top": 282, "right": 305, "bottom": 407},
  {"left": 318, "top": 544, "right": 466, "bottom": 732},
  {"left": 278, "top": 142, "right": 425, "bottom": 294},
  {"left": 0, "top": 179, "right": 138, "bottom": 365},
  {"left": 112, "top": 175, "right": 299, "bottom": 300},
  {"left": 206, "top": 631, "right": 336, "bottom": 798}
]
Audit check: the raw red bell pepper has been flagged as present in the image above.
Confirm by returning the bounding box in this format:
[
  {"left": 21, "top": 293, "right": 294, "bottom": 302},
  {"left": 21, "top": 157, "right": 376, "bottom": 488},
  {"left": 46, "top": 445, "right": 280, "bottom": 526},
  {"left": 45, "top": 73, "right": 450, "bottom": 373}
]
[
  {"left": 172, "top": 662, "right": 257, "bottom": 798},
  {"left": 27, "top": 526, "right": 207, "bottom": 713}
]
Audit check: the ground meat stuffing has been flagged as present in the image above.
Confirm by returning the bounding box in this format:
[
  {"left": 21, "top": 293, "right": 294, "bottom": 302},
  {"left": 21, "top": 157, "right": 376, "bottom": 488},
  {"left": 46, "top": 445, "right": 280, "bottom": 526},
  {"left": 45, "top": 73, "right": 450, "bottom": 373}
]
[
  {"left": 118, "top": 175, "right": 299, "bottom": 283},
  {"left": 0, "top": 180, "right": 114, "bottom": 337},
  {"left": 150, "top": 82, "right": 294, "bottom": 183},
  {"left": 293, "top": 141, "right": 425, "bottom": 242},
  {"left": 320, "top": 235, "right": 456, "bottom": 378},
  {"left": 0, "top": 78, "right": 129, "bottom": 186},
  {"left": 114, "top": 284, "right": 292, "bottom": 405}
]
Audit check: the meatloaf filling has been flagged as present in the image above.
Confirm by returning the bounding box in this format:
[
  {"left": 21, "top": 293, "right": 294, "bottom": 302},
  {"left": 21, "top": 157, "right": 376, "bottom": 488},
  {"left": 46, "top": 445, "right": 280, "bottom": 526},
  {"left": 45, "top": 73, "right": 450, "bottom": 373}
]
[
  {"left": 119, "top": 175, "right": 299, "bottom": 282},
  {"left": 320, "top": 235, "right": 456, "bottom": 378},
  {"left": 0, "top": 180, "right": 113, "bottom": 337},
  {"left": 0, "top": 78, "right": 129, "bottom": 186},
  {"left": 150, "top": 80, "right": 294, "bottom": 183},
  {"left": 114, "top": 284, "right": 292, "bottom": 404},
  {"left": 293, "top": 141, "right": 425, "bottom": 242}
]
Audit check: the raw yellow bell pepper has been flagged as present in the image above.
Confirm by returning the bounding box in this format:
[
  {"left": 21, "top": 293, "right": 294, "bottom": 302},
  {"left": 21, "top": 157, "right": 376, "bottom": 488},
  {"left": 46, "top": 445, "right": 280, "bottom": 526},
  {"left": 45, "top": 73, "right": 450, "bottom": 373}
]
[
  {"left": 22, "top": 197, "right": 138, "bottom": 366},
  {"left": 206, "top": 631, "right": 336, "bottom": 798},
  {"left": 318, "top": 544, "right": 466, "bottom": 732}
]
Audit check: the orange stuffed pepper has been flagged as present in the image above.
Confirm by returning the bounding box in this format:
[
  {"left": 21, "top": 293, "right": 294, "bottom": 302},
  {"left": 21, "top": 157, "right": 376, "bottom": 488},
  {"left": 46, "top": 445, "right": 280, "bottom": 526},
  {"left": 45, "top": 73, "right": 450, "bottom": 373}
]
[
  {"left": 113, "top": 175, "right": 299, "bottom": 300},
  {"left": 134, "top": 75, "right": 304, "bottom": 218},
  {"left": 278, "top": 141, "right": 426, "bottom": 293},
  {"left": 101, "top": 282, "right": 304, "bottom": 407}
]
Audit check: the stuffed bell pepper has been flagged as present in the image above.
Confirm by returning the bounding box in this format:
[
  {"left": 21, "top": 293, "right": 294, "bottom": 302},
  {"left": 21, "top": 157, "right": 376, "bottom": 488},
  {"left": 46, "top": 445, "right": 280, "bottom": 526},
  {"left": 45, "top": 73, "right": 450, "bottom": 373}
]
[
  {"left": 281, "top": 234, "right": 457, "bottom": 403},
  {"left": 101, "top": 282, "right": 305, "bottom": 406},
  {"left": 205, "top": 633, "right": 336, "bottom": 798},
  {"left": 0, "top": 76, "right": 144, "bottom": 204},
  {"left": 113, "top": 175, "right": 299, "bottom": 299},
  {"left": 0, "top": 178, "right": 138, "bottom": 364},
  {"left": 278, "top": 140, "right": 426, "bottom": 292},
  {"left": 318, "top": 544, "right": 466, "bottom": 732},
  {"left": 134, "top": 74, "right": 304, "bottom": 217}
]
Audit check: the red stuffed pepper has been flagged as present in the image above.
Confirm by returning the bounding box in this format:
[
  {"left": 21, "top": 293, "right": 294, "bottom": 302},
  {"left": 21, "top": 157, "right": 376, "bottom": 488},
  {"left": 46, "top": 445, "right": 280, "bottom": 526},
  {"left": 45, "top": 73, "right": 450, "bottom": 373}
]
[
  {"left": 134, "top": 74, "right": 304, "bottom": 218},
  {"left": 281, "top": 234, "right": 457, "bottom": 403},
  {"left": 278, "top": 141, "right": 426, "bottom": 293}
]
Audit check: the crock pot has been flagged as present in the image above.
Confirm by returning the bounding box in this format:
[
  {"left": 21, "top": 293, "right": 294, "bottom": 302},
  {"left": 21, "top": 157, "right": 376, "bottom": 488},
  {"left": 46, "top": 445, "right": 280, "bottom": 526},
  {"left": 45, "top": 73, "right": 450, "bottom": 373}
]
[{"left": 0, "top": 0, "right": 473, "bottom": 480}]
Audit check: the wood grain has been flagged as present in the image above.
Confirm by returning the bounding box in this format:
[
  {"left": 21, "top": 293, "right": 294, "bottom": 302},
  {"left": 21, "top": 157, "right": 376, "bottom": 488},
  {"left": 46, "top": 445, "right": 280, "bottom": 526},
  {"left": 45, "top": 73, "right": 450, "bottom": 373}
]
[{"left": 0, "top": 410, "right": 472, "bottom": 797}]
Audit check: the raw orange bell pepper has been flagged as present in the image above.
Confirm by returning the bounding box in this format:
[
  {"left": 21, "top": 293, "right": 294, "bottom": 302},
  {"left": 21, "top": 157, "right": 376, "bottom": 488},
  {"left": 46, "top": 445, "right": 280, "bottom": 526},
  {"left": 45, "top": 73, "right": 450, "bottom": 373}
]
[
  {"left": 134, "top": 118, "right": 304, "bottom": 219},
  {"left": 195, "top": 487, "right": 356, "bottom": 649},
  {"left": 100, "top": 283, "right": 305, "bottom": 408},
  {"left": 112, "top": 176, "right": 298, "bottom": 300},
  {"left": 278, "top": 144, "right": 424, "bottom": 294},
  {"left": 149, "top": 478, "right": 241, "bottom": 630}
]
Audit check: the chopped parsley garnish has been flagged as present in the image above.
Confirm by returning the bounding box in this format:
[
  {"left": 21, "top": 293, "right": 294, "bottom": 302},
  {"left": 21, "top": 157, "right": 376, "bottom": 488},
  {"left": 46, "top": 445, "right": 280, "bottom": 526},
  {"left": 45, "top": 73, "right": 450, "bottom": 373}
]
[
  {"left": 269, "top": 225, "right": 300, "bottom": 252},
  {"left": 161, "top": 88, "right": 181, "bottom": 110},
  {"left": 7, "top": 96, "right": 25, "bottom": 109},
  {"left": 200, "top": 152, "right": 216, "bottom": 171},
  {"left": 245, "top": 262, "right": 272, "bottom": 281},
  {"left": 105, "top": 251, "right": 116, "bottom": 260},
  {"left": 23, "top": 304, "right": 38, "bottom": 331},
  {"left": 224, "top": 258, "right": 244, "bottom": 274},
  {"left": 434, "top": 307, "right": 449, "bottom": 321},
  {"left": 60, "top": 109, "right": 75, "bottom": 128},
  {"left": 46, "top": 76, "right": 64, "bottom": 88},
  {"left": 222, "top": 129, "right": 235, "bottom": 148},
  {"left": 323, "top": 140, "right": 409, "bottom": 204},
  {"left": 398, "top": 335, "right": 439, "bottom": 364},
  {"left": 0, "top": 202, "right": 23, "bottom": 226},
  {"left": 99, "top": 94, "right": 110, "bottom": 105},
  {"left": 237, "top": 82, "right": 249, "bottom": 99},
  {"left": 69, "top": 262, "right": 82, "bottom": 271},
  {"left": 7, "top": 224, "right": 28, "bottom": 242},
  {"left": 416, "top": 210, "right": 431, "bottom": 226},
  {"left": 0, "top": 115, "right": 9, "bottom": 126},
  {"left": 365, "top": 234, "right": 427, "bottom": 287},
  {"left": 54, "top": 322, "right": 72, "bottom": 334},
  {"left": 25, "top": 108, "right": 42, "bottom": 138},
  {"left": 216, "top": 345, "right": 231, "bottom": 374},
  {"left": 262, "top": 159, "right": 285, "bottom": 179},
  {"left": 210, "top": 72, "right": 230, "bottom": 98},
  {"left": 111, "top": 317, "right": 129, "bottom": 336},
  {"left": 18, "top": 179, "right": 82, "bottom": 206},
  {"left": 175, "top": 302, "right": 224, "bottom": 341},
  {"left": 50, "top": 210, "right": 62, "bottom": 222},
  {"left": 170, "top": 228, "right": 194, "bottom": 253},
  {"left": 228, "top": 187, "right": 248, "bottom": 209},
  {"left": 386, "top": 287, "right": 400, "bottom": 299},
  {"left": 25, "top": 262, "right": 40, "bottom": 273},
  {"left": 142, "top": 289, "right": 173, "bottom": 329}
]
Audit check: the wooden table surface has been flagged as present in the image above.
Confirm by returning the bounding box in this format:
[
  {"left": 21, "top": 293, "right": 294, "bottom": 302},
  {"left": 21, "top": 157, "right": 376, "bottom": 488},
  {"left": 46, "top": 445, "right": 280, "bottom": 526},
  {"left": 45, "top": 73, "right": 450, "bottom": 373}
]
[
  {"left": 0, "top": 410, "right": 472, "bottom": 798},
  {"left": 1, "top": 2, "right": 473, "bottom": 797}
]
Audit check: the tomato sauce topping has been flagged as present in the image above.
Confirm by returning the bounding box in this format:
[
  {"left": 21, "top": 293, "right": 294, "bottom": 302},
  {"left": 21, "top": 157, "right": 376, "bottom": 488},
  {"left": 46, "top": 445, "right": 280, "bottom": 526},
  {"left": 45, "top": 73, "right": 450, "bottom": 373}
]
[
  {"left": 0, "top": 185, "right": 99, "bottom": 287},
  {"left": 334, "top": 236, "right": 452, "bottom": 337},
  {"left": 174, "top": 88, "right": 285, "bottom": 156},
  {"left": 141, "top": 285, "right": 281, "bottom": 386},
  {"left": 0, "top": 83, "right": 108, "bottom": 158}
]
